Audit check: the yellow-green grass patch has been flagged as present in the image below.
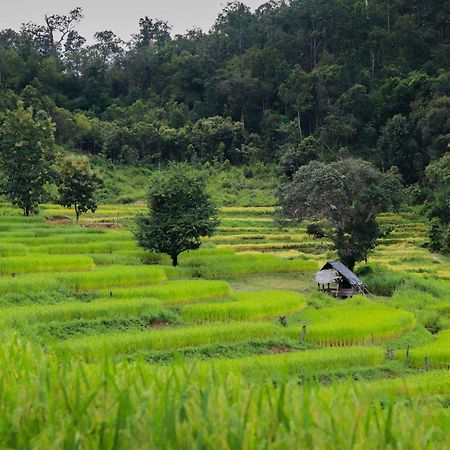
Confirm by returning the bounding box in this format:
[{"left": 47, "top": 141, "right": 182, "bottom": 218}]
[
  {"left": 0, "top": 265, "right": 166, "bottom": 293},
  {"left": 0, "top": 256, "right": 95, "bottom": 275},
  {"left": 294, "top": 302, "right": 416, "bottom": 346},
  {"left": 57, "top": 322, "right": 283, "bottom": 358},
  {"left": 406, "top": 330, "right": 450, "bottom": 369},
  {"left": 1, "top": 298, "right": 164, "bottom": 329},
  {"left": 99, "top": 280, "right": 232, "bottom": 304},
  {"left": 204, "top": 346, "right": 385, "bottom": 376},
  {"left": 181, "top": 290, "right": 306, "bottom": 322}
]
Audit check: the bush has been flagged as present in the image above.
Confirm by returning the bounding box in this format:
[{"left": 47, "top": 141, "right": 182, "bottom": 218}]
[{"left": 306, "top": 223, "right": 326, "bottom": 239}]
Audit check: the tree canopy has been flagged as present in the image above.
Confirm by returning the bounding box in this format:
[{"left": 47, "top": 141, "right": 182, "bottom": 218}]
[
  {"left": 135, "top": 165, "right": 219, "bottom": 266},
  {"left": 0, "top": 1, "right": 447, "bottom": 175},
  {"left": 0, "top": 103, "right": 55, "bottom": 215},
  {"left": 278, "top": 158, "right": 402, "bottom": 269},
  {"left": 56, "top": 155, "right": 103, "bottom": 222}
]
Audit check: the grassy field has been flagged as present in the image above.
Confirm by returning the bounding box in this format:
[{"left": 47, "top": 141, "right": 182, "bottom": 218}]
[{"left": 0, "top": 200, "right": 448, "bottom": 447}]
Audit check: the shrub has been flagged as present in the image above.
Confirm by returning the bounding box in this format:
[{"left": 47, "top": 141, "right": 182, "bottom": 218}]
[{"left": 306, "top": 223, "right": 326, "bottom": 239}]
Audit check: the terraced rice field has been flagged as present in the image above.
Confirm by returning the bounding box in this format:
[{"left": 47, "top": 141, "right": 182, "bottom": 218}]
[{"left": 0, "top": 202, "right": 449, "bottom": 447}]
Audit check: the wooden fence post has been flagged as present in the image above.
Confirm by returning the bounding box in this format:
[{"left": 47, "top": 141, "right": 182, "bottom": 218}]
[
  {"left": 301, "top": 325, "right": 307, "bottom": 343},
  {"left": 405, "top": 344, "right": 410, "bottom": 366},
  {"left": 425, "top": 356, "right": 429, "bottom": 371},
  {"left": 386, "top": 348, "right": 394, "bottom": 360}
]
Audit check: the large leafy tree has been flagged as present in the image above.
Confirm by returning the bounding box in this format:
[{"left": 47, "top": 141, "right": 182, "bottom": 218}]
[
  {"left": 56, "top": 155, "right": 103, "bottom": 222},
  {"left": 135, "top": 165, "right": 219, "bottom": 266},
  {"left": 376, "top": 114, "right": 420, "bottom": 183},
  {"left": 278, "top": 158, "right": 402, "bottom": 270},
  {"left": 425, "top": 152, "right": 450, "bottom": 252},
  {"left": 0, "top": 102, "right": 55, "bottom": 216},
  {"left": 279, "top": 67, "right": 314, "bottom": 140},
  {"left": 21, "top": 7, "right": 83, "bottom": 57}
]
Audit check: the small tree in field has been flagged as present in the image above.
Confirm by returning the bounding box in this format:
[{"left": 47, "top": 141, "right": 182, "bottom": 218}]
[
  {"left": 57, "top": 155, "right": 103, "bottom": 222},
  {"left": 135, "top": 165, "right": 219, "bottom": 266},
  {"left": 278, "top": 158, "right": 402, "bottom": 270},
  {"left": 0, "top": 103, "right": 55, "bottom": 216}
]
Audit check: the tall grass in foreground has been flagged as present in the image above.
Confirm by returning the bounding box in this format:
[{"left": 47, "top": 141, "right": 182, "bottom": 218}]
[
  {"left": 181, "top": 290, "right": 306, "bottom": 322},
  {"left": 0, "top": 337, "right": 448, "bottom": 449}
]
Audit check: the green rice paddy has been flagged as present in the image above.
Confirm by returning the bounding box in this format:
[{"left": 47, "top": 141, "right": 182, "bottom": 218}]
[{"left": 0, "top": 202, "right": 448, "bottom": 447}]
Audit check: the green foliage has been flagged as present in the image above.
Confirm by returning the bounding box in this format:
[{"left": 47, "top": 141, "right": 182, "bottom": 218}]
[
  {"left": 0, "top": 338, "right": 448, "bottom": 448},
  {"left": 0, "top": 103, "right": 55, "bottom": 215},
  {"left": 306, "top": 223, "right": 326, "bottom": 239},
  {"left": 135, "top": 164, "right": 219, "bottom": 266},
  {"left": 0, "top": 198, "right": 446, "bottom": 449},
  {"left": 376, "top": 115, "right": 420, "bottom": 183},
  {"left": 281, "top": 137, "right": 320, "bottom": 179},
  {"left": 279, "top": 159, "right": 402, "bottom": 269},
  {"left": 429, "top": 218, "right": 445, "bottom": 253},
  {"left": 0, "top": 1, "right": 447, "bottom": 183},
  {"left": 425, "top": 153, "right": 450, "bottom": 254},
  {"left": 359, "top": 266, "right": 407, "bottom": 296},
  {"left": 56, "top": 155, "right": 103, "bottom": 221}
]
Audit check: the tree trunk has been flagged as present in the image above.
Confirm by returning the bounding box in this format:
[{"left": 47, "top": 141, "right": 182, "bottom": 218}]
[
  {"left": 24, "top": 206, "right": 30, "bottom": 217},
  {"left": 171, "top": 254, "right": 179, "bottom": 267},
  {"left": 75, "top": 204, "right": 80, "bottom": 223},
  {"left": 240, "top": 109, "right": 245, "bottom": 132},
  {"left": 370, "top": 48, "right": 375, "bottom": 77},
  {"left": 297, "top": 110, "right": 303, "bottom": 141}
]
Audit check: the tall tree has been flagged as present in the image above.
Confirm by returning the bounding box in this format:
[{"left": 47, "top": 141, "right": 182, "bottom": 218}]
[
  {"left": 279, "top": 67, "right": 314, "bottom": 140},
  {"left": 131, "top": 17, "right": 171, "bottom": 49},
  {"left": 278, "top": 158, "right": 402, "bottom": 269},
  {"left": 376, "top": 114, "right": 420, "bottom": 183},
  {"left": 56, "top": 155, "right": 103, "bottom": 222},
  {"left": 0, "top": 102, "right": 55, "bottom": 216},
  {"left": 135, "top": 164, "right": 219, "bottom": 266},
  {"left": 21, "top": 7, "right": 83, "bottom": 57}
]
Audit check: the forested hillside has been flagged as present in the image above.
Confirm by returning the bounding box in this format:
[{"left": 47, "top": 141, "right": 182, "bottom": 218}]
[{"left": 0, "top": 0, "right": 448, "bottom": 179}]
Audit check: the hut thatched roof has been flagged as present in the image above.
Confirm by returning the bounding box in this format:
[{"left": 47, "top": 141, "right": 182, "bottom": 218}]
[
  {"left": 315, "top": 269, "right": 341, "bottom": 284},
  {"left": 316, "top": 261, "right": 364, "bottom": 287}
]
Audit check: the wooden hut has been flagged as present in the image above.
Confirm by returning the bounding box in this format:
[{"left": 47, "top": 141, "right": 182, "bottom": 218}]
[{"left": 315, "top": 261, "right": 366, "bottom": 298}]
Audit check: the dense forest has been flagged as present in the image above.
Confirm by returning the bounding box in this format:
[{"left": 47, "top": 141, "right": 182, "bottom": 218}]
[
  {"left": 0, "top": 1, "right": 449, "bottom": 235},
  {"left": 0, "top": 1, "right": 447, "bottom": 169}
]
